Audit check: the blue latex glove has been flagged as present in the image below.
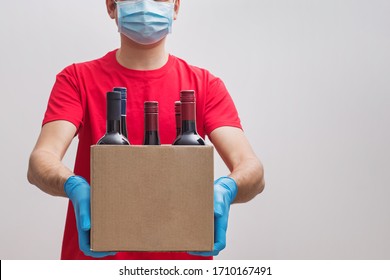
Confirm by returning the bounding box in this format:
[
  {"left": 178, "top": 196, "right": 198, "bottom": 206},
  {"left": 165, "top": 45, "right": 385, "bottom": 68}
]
[
  {"left": 189, "top": 176, "right": 238, "bottom": 257},
  {"left": 64, "top": 175, "right": 116, "bottom": 258}
]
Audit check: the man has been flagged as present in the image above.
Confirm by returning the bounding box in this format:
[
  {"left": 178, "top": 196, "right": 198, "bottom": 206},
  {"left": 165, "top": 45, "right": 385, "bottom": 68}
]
[{"left": 27, "top": 0, "right": 265, "bottom": 260}]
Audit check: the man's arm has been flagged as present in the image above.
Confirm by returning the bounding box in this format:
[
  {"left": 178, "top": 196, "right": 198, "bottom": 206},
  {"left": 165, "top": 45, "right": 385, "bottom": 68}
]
[
  {"left": 209, "top": 126, "right": 265, "bottom": 203},
  {"left": 27, "top": 120, "right": 77, "bottom": 197},
  {"left": 190, "top": 126, "right": 264, "bottom": 256}
]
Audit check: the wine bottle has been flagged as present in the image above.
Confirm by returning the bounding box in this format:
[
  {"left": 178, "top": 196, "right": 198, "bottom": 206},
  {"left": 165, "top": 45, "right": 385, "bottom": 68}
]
[
  {"left": 173, "top": 90, "right": 205, "bottom": 145},
  {"left": 97, "top": 91, "right": 130, "bottom": 145},
  {"left": 143, "top": 101, "right": 161, "bottom": 145},
  {"left": 113, "top": 87, "right": 128, "bottom": 139},
  {"left": 175, "top": 101, "right": 181, "bottom": 138}
]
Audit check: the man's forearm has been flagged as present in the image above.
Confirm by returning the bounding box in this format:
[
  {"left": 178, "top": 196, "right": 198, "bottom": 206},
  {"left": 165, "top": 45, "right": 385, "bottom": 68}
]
[
  {"left": 229, "top": 157, "right": 265, "bottom": 203},
  {"left": 27, "top": 149, "right": 73, "bottom": 197}
]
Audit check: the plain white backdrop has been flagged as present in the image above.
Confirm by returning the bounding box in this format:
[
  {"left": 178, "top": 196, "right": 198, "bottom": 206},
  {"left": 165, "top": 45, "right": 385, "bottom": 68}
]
[{"left": 0, "top": 0, "right": 389, "bottom": 260}]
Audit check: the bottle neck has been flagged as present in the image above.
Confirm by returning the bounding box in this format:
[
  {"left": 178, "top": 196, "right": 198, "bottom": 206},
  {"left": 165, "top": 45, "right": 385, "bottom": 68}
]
[
  {"left": 181, "top": 102, "right": 197, "bottom": 133},
  {"left": 143, "top": 131, "right": 160, "bottom": 145},
  {"left": 107, "top": 98, "right": 121, "bottom": 134},
  {"left": 144, "top": 113, "right": 160, "bottom": 145},
  {"left": 121, "top": 115, "right": 128, "bottom": 138},
  {"left": 175, "top": 113, "right": 181, "bottom": 137},
  {"left": 181, "top": 120, "right": 197, "bottom": 134},
  {"left": 107, "top": 120, "right": 121, "bottom": 134},
  {"left": 144, "top": 113, "right": 159, "bottom": 132},
  {"left": 121, "top": 99, "right": 127, "bottom": 116}
]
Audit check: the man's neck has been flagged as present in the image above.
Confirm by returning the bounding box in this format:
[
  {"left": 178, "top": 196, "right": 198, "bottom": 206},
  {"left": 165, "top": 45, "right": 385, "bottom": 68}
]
[{"left": 116, "top": 35, "right": 169, "bottom": 71}]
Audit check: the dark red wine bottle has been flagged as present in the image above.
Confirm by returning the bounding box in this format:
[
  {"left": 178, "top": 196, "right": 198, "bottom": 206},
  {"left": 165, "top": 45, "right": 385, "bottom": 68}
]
[
  {"left": 173, "top": 90, "right": 205, "bottom": 145},
  {"left": 113, "top": 87, "right": 128, "bottom": 139},
  {"left": 97, "top": 91, "right": 130, "bottom": 145},
  {"left": 143, "top": 101, "right": 161, "bottom": 145},
  {"left": 175, "top": 101, "right": 181, "bottom": 138}
]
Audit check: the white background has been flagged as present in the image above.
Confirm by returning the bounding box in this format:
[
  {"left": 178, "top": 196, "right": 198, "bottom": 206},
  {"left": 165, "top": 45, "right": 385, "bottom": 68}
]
[{"left": 0, "top": 0, "right": 389, "bottom": 260}]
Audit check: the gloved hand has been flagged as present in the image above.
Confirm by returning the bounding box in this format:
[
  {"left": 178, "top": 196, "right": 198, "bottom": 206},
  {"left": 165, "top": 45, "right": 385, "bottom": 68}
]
[
  {"left": 189, "top": 176, "right": 238, "bottom": 257},
  {"left": 64, "top": 175, "right": 116, "bottom": 258}
]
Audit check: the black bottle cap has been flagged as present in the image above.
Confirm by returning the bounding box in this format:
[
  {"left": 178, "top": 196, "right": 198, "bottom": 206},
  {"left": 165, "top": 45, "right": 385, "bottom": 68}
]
[
  {"left": 107, "top": 92, "right": 121, "bottom": 121},
  {"left": 113, "top": 87, "right": 127, "bottom": 99},
  {"left": 107, "top": 91, "right": 121, "bottom": 100}
]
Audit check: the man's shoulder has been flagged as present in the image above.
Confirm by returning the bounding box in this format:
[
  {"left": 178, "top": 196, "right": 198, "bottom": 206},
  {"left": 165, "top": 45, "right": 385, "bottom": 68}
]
[
  {"left": 171, "top": 55, "right": 216, "bottom": 80},
  {"left": 58, "top": 50, "right": 116, "bottom": 76}
]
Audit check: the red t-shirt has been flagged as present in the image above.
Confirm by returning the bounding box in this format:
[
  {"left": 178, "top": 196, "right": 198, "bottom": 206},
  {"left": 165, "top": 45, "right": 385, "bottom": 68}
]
[{"left": 43, "top": 50, "right": 242, "bottom": 260}]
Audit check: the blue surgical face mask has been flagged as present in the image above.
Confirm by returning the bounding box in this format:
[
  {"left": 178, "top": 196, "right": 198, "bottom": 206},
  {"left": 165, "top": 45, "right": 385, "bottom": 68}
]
[{"left": 116, "top": 0, "right": 175, "bottom": 45}]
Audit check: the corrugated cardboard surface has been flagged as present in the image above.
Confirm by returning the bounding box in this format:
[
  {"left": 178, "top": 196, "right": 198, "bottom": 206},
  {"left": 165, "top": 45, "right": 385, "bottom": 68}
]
[{"left": 90, "top": 145, "right": 214, "bottom": 252}]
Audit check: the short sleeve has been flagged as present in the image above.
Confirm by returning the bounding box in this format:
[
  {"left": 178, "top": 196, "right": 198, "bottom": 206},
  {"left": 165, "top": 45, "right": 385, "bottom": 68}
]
[
  {"left": 203, "top": 78, "right": 242, "bottom": 136},
  {"left": 42, "top": 64, "right": 84, "bottom": 131}
]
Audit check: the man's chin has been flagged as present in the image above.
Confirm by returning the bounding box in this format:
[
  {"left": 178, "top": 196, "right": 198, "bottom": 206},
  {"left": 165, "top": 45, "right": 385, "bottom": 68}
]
[{"left": 120, "top": 34, "right": 167, "bottom": 48}]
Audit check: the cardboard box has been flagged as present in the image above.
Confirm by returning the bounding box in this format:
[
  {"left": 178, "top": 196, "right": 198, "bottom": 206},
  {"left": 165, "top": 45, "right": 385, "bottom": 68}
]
[{"left": 90, "top": 145, "right": 214, "bottom": 252}]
